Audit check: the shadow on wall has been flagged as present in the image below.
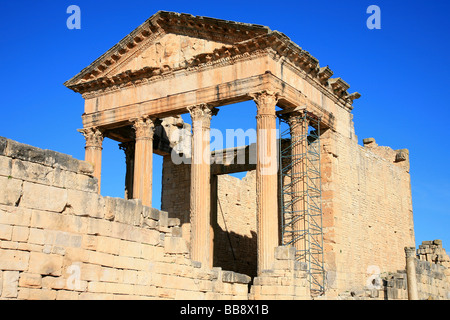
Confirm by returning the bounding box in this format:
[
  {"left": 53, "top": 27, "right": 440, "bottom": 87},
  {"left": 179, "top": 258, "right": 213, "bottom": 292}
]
[{"left": 213, "top": 229, "right": 257, "bottom": 279}]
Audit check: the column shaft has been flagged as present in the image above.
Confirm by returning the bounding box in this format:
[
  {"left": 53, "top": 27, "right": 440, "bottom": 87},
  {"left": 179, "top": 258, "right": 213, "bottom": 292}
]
[
  {"left": 287, "top": 113, "right": 308, "bottom": 258},
  {"left": 119, "top": 142, "right": 135, "bottom": 200},
  {"left": 189, "top": 104, "right": 213, "bottom": 268},
  {"left": 251, "top": 90, "right": 279, "bottom": 274},
  {"left": 405, "top": 247, "right": 419, "bottom": 300},
  {"left": 132, "top": 117, "right": 155, "bottom": 207}
]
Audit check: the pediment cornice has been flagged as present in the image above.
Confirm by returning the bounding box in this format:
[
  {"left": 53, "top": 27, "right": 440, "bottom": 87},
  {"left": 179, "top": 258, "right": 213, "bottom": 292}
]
[
  {"left": 64, "top": 11, "right": 270, "bottom": 88},
  {"left": 68, "top": 28, "right": 360, "bottom": 110}
]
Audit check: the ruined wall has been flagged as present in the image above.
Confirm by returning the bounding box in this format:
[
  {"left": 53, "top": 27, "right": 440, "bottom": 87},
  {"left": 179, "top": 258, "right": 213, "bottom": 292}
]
[
  {"left": 337, "top": 240, "right": 450, "bottom": 300},
  {"left": 161, "top": 156, "right": 258, "bottom": 277},
  {"left": 214, "top": 172, "right": 257, "bottom": 278},
  {"left": 160, "top": 156, "right": 191, "bottom": 246},
  {"left": 249, "top": 246, "right": 310, "bottom": 300},
  {"left": 0, "top": 137, "right": 251, "bottom": 300},
  {"left": 321, "top": 127, "right": 415, "bottom": 296},
  {"left": 161, "top": 125, "right": 416, "bottom": 296},
  {"left": 415, "top": 240, "right": 450, "bottom": 299},
  {"left": 0, "top": 136, "right": 447, "bottom": 300}
]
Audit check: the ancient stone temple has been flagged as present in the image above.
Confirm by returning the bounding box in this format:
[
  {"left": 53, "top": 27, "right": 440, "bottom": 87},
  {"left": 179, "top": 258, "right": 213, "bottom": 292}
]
[{"left": 0, "top": 11, "right": 449, "bottom": 300}]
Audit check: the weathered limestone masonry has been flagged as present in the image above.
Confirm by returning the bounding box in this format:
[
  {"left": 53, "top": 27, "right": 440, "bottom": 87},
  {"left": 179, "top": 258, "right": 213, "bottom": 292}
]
[
  {"left": 249, "top": 247, "right": 310, "bottom": 299},
  {"left": 0, "top": 137, "right": 252, "bottom": 299},
  {"left": 161, "top": 150, "right": 259, "bottom": 278},
  {"left": 337, "top": 240, "right": 450, "bottom": 300},
  {"left": 322, "top": 134, "right": 415, "bottom": 296},
  {"left": 3, "top": 11, "right": 448, "bottom": 300},
  {"left": 161, "top": 131, "right": 417, "bottom": 296}
]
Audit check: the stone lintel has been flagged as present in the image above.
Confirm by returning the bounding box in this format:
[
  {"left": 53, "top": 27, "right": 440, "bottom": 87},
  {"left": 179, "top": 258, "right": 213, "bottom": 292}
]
[{"left": 81, "top": 73, "right": 335, "bottom": 131}]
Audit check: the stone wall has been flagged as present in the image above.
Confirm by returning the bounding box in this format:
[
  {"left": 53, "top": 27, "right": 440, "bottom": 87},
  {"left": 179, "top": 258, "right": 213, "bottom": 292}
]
[
  {"left": 337, "top": 240, "right": 450, "bottom": 300},
  {"left": 321, "top": 128, "right": 415, "bottom": 296},
  {"left": 415, "top": 240, "right": 450, "bottom": 299},
  {"left": 161, "top": 155, "right": 258, "bottom": 278},
  {"left": 249, "top": 246, "right": 310, "bottom": 300},
  {"left": 162, "top": 128, "right": 416, "bottom": 296},
  {"left": 214, "top": 172, "right": 257, "bottom": 278},
  {"left": 382, "top": 258, "right": 449, "bottom": 300},
  {"left": 0, "top": 137, "right": 251, "bottom": 300}
]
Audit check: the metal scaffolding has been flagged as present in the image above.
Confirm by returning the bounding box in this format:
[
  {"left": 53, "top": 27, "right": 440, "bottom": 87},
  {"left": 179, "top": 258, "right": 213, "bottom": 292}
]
[{"left": 278, "top": 110, "right": 325, "bottom": 296}]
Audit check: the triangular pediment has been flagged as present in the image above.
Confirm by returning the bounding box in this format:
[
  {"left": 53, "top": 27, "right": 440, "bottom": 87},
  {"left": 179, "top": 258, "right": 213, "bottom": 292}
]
[
  {"left": 64, "top": 11, "right": 270, "bottom": 88},
  {"left": 106, "top": 33, "right": 232, "bottom": 77},
  {"left": 64, "top": 11, "right": 360, "bottom": 107}
]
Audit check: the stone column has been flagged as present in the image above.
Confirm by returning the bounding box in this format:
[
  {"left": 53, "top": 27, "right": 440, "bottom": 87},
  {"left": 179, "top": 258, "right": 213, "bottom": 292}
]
[
  {"left": 188, "top": 104, "right": 214, "bottom": 268},
  {"left": 80, "top": 127, "right": 104, "bottom": 194},
  {"left": 131, "top": 117, "right": 155, "bottom": 207},
  {"left": 250, "top": 90, "right": 279, "bottom": 274},
  {"left": 405, "top": 246, "right": 419, "bottom": 300},
  {"left": 119, "top": 141, "right": 135, "bottom": 200},
  {"left": 286, "top": 112, "right": 308, "bottom": 258}
]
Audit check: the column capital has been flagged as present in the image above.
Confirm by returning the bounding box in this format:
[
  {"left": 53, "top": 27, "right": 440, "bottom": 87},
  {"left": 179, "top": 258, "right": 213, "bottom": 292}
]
[
  {"left": 187, "top": 104, "right": 218, "bottom": 129},
  {"left": 131, "top": 116, "right": 156, "bottom": 140},
  {"left": 404, "top": 246, "right": 417, "bottom": 258},
  {"left": 79, "top": 127, "right": 104, "bottom": 149},
  {"left": 249, "top": 90, "right": 279, "bottom": 116},
  {"left": 285, "top": 110, "right": 309, "bottom": 129}
]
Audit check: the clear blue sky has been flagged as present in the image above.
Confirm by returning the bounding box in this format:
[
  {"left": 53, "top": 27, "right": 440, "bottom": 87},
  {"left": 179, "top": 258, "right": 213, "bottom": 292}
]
[{"left": 1, "top": 0, "right": 449, "bottom": 250}]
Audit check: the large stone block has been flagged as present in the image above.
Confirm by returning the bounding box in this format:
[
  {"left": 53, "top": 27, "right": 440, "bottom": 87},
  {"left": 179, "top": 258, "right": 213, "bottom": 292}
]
[
  {"left": 18, "top": 287, "right": 57, "bottom": 300},
  {"left": 274, "top": 246, "right": 296, "bottom": 261},
  {"left": 104, "top": 197, "right": 142, "bottom": 226},
  {"left": 11, "top": 159, "right": 54, "bottom": 185},
  {"left": 44, "top": 149, "right": 81, "bottom": 173},
  {"left": 119, "top": 240, "right": 143, "bottom": 258},
  {"left": 0, "top": 224, "right": 13, "bottom": 241},
  {"left": 52, "top": 168, "right": 98, "bottom": 193},
  {"left": 28, "top": 252, "right": 63, "bottom": 276},
  {"left": 0, "top": 249, "right": 29, "bottom": 271},
  {"left": 221, "top": 270, "right": 251, "bottom": 284},
  {"left": 77, "top": 161, "right": 94, "bottom": 176},
  {"left": 66, "top": 189, "right": 104, "bottom": 218},
  {"left": 11, "top": 225, "right": 30, "bottom": 242},
  {"left": 0, "top": 155, "right": 12, "bottom": 177},
  {"left": 96, "top": 236, "right": 121, "bottom": 255},
  {"left": 2, "top": 271, "right": 19, "bottom": 298},
  {"left": 21, "top": 182, "right": 67, "bottom": 213},
  {"left": 18, "top": 273, "right": 42, "bottom": 289},
  {"left": 164, "top": 236, "right": 188, "bottom": 254},
  {"left": 5, "top": 139, "right": 46, "bottom": 164},
  {"left": 30, "top": 210, "right": 87, "bottom": 234},
  {"left": 0, "top": 176, "right": 22, "bottom": 206},
  {"left": 0, "top": 206, "right": 32, "bottom": 227},
  {"left": 0, "top": 137, "right": 7, "bottom": 156}
]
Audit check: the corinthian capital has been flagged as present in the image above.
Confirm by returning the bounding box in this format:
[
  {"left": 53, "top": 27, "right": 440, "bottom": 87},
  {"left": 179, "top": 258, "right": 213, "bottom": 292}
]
[
  {"left": 285, "top": 109, "right": 308, "bottom": 128},
  {"left": 187, "top": 104, "right": 218, "bottom": 129},
  {"left": 249, "top": 90, "right": 279, "bottom": 116},
  {"left": 131, "top": 116, "right": 155, "bottom": 140},
  {"left": 79, "top": 127, "right": 104, "bottom": 149},
  {"left": 404, "top": 247, "right": 417, "bottom": 258}
]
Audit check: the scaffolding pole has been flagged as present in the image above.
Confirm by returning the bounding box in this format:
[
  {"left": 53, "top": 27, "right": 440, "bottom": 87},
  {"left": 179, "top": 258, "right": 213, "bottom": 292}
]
[{"left": 279, "top": 111, "right": 325, "bottom": 296}]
